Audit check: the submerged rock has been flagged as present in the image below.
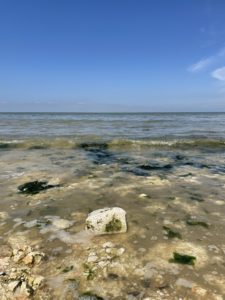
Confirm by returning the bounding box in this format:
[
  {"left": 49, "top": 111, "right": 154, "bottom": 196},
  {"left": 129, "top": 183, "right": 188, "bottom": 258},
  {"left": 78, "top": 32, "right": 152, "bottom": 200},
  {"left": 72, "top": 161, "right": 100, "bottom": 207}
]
[
  {"left": 85, "top": 207, "right": 127, "bottom": 235},
  {"left": 79, "top": 142, "right": 116, "bottom": 165},
  {"left": 18, "top": 180, "right": 60, "bottom": 195}
]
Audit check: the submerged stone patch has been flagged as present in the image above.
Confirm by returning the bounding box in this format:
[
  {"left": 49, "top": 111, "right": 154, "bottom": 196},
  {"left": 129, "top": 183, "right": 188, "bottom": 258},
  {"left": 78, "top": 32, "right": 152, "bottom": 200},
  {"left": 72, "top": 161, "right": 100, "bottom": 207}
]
[
  {"left": 79, "top": 142, "right": 116, "bottom": 165},
  {"left": 163, "top": 226, "right": 182, "bottom": 239}
]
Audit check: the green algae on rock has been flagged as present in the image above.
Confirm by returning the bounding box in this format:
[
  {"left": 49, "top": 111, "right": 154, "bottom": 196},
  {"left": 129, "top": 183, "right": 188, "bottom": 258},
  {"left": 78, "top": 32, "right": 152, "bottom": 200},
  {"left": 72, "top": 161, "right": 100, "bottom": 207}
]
[{"left": 105, "top": 217, "right": 122, "bottom": 232}]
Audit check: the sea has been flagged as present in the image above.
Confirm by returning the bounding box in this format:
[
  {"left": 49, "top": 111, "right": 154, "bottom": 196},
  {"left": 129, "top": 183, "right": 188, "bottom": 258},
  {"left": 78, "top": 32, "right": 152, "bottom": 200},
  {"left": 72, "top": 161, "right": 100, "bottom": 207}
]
[{"left": 0, "top": 112, "right": 225, "bottom": 299}]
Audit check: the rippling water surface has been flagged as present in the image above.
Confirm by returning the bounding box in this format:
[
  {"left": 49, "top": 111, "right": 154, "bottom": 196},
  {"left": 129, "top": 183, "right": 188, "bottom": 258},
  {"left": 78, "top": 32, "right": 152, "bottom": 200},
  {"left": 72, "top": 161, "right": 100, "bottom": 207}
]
[{"left": 1, "top": 112, "right": 225, "bottom": 139}]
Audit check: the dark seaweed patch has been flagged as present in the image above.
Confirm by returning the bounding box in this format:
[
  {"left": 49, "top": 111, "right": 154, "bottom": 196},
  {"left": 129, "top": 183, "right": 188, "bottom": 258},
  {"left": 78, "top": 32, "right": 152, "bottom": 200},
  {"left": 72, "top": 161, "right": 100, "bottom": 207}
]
[
  {"left": 79, "top": 142, "right": 108, "bottom": 151},
  {"left": 190, "top": 193, "right": 204, "bottom": 202},
  {"left": 79, "top": 142, "right": 116, "bottom": 165},
  {"left": 186, "top": 219, "right": 209, "bottom": 228},
  {"left": 28, "top": 145, "right": 47, "bottom": 150},
  {"left": 79, "top": 292, "right": 104, "bottom": 300},
  {"left": 108, "top": 273, "right": 119, "bottom": 280},
  {"left": 139, "top": 163, "right": 173, "bottom": 171},
  {"left": 163, "top": 226, "right": 182, "bottom": 239},
  {"left": 169, "top": 252, "right": 196, "bottom": 265},
  {"left": 18, "top": 181, "right": 60, "bottom": 195},
  {"left": 62, "top": 265, "right": 74, "bottom": 273},
  {"left": 179, "top": 173, "right": 193, "bottom": 177},
  {"left": 183, "top": 162, "right": 208, "bottom": 168},
  {"left": 173, "top": 154, "right": 186, "bottom": 161},
  {"left": 0, "top": 143, "right": 10, "bottom": 149}
]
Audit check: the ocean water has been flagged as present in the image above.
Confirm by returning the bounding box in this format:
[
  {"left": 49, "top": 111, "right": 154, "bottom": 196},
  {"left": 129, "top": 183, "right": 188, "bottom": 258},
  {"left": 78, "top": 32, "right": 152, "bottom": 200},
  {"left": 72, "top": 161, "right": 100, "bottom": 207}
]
[
  {"left": 1, "top": 113, "right": 225, "bottom": 299},
  {"left": 1, "top": 112, "right": 225, "bottom": 140}
]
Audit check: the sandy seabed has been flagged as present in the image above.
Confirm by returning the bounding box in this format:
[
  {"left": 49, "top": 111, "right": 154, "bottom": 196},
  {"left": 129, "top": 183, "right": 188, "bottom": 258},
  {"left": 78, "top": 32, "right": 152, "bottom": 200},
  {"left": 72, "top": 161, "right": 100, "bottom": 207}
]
[{"left": 0, "top": 142, "right": 225, "bottom": 299}]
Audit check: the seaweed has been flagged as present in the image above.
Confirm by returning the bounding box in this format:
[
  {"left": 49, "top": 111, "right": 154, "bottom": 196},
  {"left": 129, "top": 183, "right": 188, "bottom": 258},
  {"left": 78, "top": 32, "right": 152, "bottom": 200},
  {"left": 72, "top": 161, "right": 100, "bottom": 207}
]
[
  {"left": 139, "top": 163, "right": 173, "bottom": 171},
  {"left": 83, "top": 263, "right": 96, "bottom": 280},
  {"left": 169, "top": 252, "right": 196, "bottom": 265},
  {"left": 79, "top": 291, "right": 104, "bottom": 300},
  {"left": 108, "top": 273, "right": 119, "bottom": 280},
  {"left": 163, "top": 226, "right": 182, "bottom": 239},
  {"left": 190, "top": 193, "right": 204, "bottom": 202},
  {"left": 179, "top": 173, "right": 193, "bottom": 177},
  {"left": 186, "top": 219, "right": 209, "bottom": 228},
  {"left": 0, "top": 143, "right": 10, "bottom": 149},
  {"left": 18, "top": 181, "right": 60, "bottom": 195},
  {"left": 79, "top": 142, "right": 116, "bottom": 165},
  {"left": 62, "top": 265, "right": 74, "bottom": 273},
  {"left": 105, "top": 217, "right": 122, "bottom": 232},
  {"left": 79, "top": 142, "right": 108, "bottom": 151}
]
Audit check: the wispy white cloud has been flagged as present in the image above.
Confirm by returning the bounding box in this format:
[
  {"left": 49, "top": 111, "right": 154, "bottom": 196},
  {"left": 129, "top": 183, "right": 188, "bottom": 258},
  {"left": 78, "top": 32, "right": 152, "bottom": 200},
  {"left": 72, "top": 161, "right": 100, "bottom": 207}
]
[
  {"left": 188, "top": 46, "right": 225, "bottom": 73},
  {"left": 188, "top": 56, "right": 214, "bottom": 72},
  {"left": 211, "top": 66, "right": 225, "bottom": 81}
]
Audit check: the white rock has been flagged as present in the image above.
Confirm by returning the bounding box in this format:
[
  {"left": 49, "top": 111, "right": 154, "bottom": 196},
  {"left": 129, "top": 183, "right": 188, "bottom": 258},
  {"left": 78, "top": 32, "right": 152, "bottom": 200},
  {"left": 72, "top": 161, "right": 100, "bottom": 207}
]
[
  {"left": 102, "top": 242, "right": 115, "bottom": 248},
  {"left": 85, "top": 207, "right": 127, "bottom": 235},
  {"left": 176, "top": 278, "right": 193, "bottom": 288},
  {"left": 31, "top": 275, "right": 44, "bottom": 290},
  {"left": 87, "top": 255, "right": 98, "bottom": 263},
  {"left": 117, "top": 248, "right": 125, "bottom": 256},
  {"left": 51, "top": 218, "right": 73, "bottom": 230},
  {"left": 8, "top": 280, "right": 20, "bottom": 292}
]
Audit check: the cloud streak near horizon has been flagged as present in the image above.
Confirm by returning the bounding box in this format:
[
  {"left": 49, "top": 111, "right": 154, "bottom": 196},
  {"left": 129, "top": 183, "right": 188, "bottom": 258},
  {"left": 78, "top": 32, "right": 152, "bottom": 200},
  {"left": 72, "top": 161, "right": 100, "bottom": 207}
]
[
  {"left": 212, "top": 66, "right": 225, "bottom": 81},
  {"left": 188, "top": 46, "right": 225, "bottom": 73}
]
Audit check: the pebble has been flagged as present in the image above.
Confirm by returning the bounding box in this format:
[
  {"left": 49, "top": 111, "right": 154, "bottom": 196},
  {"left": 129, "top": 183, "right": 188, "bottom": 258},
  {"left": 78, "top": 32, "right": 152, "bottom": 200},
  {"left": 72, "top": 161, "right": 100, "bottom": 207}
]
[
  {"left": 103, "top": 242, "right": 115, "bottom": 248},
  {"left": 139, "top": 193, "right": 148, "bottom": 198},
  {"left": 87, "top": 255, "right": 98, "bottom": 263}
]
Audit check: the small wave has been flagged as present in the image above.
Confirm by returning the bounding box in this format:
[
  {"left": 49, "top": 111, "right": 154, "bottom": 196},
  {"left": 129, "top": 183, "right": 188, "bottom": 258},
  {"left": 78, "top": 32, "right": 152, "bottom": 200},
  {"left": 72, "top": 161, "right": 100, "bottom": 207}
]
[{"left": 1, "top": 137, "right": 225, "bottom": 151}]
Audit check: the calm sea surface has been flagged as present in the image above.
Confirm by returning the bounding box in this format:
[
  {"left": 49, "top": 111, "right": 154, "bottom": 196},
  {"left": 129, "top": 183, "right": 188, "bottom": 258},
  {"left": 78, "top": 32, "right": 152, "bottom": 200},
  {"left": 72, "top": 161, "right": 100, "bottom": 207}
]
[{"left": 1, "top": 112, "right": 225, "bottom": 140}]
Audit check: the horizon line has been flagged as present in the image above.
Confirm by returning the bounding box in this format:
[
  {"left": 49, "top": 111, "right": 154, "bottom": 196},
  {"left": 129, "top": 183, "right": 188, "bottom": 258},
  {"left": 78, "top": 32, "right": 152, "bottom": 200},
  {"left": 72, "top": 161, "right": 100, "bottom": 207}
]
[{"left": 0, "top": 111, "right": 225, "bottom": 114}]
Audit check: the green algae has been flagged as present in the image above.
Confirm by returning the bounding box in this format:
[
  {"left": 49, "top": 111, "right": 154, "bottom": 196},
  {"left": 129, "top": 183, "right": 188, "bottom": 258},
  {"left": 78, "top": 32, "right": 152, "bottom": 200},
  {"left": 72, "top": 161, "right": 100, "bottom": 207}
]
[
  {"left": 186, "top": 219, "right": 209, "bottom": 228},
  {"left": 169, "top": 252, "right": 196, "bottom": 265},
  {"left": 105, "top": 217, "right": 122, "bottom": 232},
  {"left": 83, "top": 263, "right": 96, "bottom": 280},
  {"left": 62, "top": 265, "right": 74, "bottom": 273},
  {"left": 79, "top": 291, "right": 104, "bottom": 300}
]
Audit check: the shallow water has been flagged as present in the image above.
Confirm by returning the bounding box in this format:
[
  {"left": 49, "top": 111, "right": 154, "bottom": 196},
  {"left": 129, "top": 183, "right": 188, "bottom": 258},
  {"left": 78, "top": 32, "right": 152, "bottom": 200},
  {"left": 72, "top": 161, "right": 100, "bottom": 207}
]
[{"left": 1, "top": 113, "right": 225, "bottom": 299}]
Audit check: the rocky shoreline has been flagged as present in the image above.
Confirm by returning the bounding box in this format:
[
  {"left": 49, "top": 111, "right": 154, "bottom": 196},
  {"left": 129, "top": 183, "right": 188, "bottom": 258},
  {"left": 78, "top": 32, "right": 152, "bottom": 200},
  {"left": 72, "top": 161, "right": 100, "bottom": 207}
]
[{"left": 1, "top": 143, "right": 225, "bottom": 299}]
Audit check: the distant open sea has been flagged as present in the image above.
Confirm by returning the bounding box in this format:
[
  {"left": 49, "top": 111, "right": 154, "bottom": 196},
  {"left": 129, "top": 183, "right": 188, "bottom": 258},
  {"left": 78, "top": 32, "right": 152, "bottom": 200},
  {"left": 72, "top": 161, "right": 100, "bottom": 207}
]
[{"left": 1, "top": 112, "right": 225, "bottom": 149}]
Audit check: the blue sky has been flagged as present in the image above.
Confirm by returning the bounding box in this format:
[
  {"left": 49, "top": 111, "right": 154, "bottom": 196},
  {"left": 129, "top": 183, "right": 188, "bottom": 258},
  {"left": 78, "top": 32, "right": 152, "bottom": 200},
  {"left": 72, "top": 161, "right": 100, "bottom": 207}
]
[{"left": 0, "top": 0, "right": 225, "bottom": 112}]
